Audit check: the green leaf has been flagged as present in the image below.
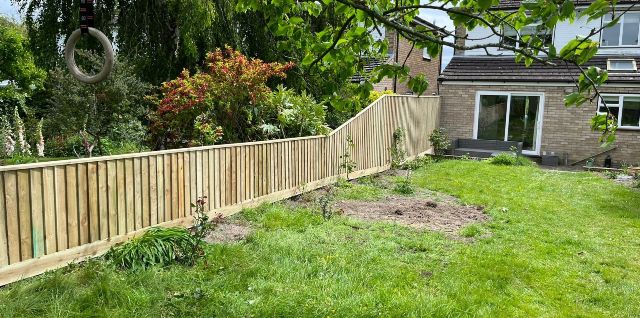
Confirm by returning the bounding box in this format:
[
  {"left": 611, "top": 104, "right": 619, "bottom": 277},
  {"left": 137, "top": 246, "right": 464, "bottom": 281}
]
[{"left": 408, "top": 75, "right": 429, "bottom": 96}]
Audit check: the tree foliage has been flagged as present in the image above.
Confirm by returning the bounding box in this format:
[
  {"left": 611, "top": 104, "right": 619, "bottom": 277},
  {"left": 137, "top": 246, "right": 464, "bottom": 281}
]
[
  {"left": 0, "top": 17, "right": 45, "bottom": 116},
  {"left": 237, "top": 0, "right": 635, "bottom": 143},
  {"left": 44, "top": 51, "right": 152, "bottom": 156},
  {"left": 12, "top": 0, "right": 274, "bottom": 84},
  {"left": 149, "top": 46, "right": 295, "bottom": 148}
]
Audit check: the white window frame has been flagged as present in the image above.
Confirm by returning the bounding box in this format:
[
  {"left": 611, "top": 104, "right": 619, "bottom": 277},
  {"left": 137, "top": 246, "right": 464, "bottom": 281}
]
[
  {"left": 607, "top": 59, "right": 637, "bottom": 71},
  {"left": 598, "top": 94, "right": 640, "bottom": 130},
  {"left": 473, "top": 91, "right": 545, "bottom": 156},
  {"left": 601, "top": 12, "right": 640, "bottom": 47},
  {"left": 422, "top": 48, "right": 431, "bottom": 60},
  {"left": 501, "top": 23, "right": 554, "bottom": 49}
]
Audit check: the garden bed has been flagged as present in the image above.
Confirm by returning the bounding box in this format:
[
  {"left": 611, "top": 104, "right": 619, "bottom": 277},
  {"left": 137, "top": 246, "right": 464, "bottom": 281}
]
[{"left": 335, "top": 196, "right": 487, "bottom": 235}]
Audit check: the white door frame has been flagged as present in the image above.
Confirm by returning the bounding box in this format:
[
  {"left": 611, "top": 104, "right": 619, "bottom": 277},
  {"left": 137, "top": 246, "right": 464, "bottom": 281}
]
[{"left": 473, "top": 90, "right": 545, "bottom": 156}]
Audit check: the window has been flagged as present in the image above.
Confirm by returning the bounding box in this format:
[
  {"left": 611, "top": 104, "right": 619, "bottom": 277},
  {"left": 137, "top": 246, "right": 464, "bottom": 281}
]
[
  {"left": 607, "top": 59, "right": 637, "bottom": 71},
  {"left": 501, "top": 24, "right": 553, "bottom": 48},
  {"left": 475, "top": 92, "right": 544, "bottom": 154},
  {"left": 422, "top": 48, "right": 431, "bottom": 60},
  {"left": 601, "top": 12, "right": 640, "bottom": 46},
  {"left": 598, "top": 95, "right": 640, "bottom": 128}
]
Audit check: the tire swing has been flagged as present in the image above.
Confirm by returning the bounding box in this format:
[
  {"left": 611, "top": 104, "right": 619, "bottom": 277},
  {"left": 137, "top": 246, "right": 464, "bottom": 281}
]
[{"left": 64, "top": 0, "right": 114, "bottom": 84}]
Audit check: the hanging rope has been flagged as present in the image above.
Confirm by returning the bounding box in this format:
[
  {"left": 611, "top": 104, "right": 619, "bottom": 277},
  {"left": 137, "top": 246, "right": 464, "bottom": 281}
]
[{"left": 64, "top": 0, "right": 114, "bottom": 84}]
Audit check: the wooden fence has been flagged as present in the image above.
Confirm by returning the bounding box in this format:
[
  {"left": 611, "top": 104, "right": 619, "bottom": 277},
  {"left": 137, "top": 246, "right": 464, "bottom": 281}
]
[{"left": 0, "top": 95, "right": 439, "bottom": 285}]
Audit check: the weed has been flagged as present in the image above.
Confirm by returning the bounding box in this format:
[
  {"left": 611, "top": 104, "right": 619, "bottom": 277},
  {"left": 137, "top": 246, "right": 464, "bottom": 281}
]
[
  {"left": 393, "top": 177, "right": 415, "bottom": 195},
  {"left": 317, "top": 186, "right": 337, "bottom": 220},
  {"left": 191, "top": 196, "right": 222, "bottom": 255},
  {"left": 489, "top": 152, "right": 534, "bottom": 166},
  {"left": 621, "top": 162, "right": 630, "bottom": 175},
  {"left": 390, "top": 128, "right": 407, "bottom": 169},
  {"left": 339, "top": 134, "right": 357, "bottom": 179},
  {"left": 603, "top": 170, "right": 619, "bottom": 179},
  {"left": 460, "top": 224, "right": 482, "bottom": 238}
]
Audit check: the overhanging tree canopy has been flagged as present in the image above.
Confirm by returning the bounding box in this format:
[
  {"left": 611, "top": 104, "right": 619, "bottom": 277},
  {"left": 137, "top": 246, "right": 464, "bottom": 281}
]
[{"left": 237, "top": 0, "right": 635, "bottom": 143}]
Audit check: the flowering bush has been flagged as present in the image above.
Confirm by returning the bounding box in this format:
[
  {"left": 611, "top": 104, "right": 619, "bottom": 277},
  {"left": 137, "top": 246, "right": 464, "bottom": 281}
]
[{"left": 150, "top": 46, "right": 295, "bottom": 148}]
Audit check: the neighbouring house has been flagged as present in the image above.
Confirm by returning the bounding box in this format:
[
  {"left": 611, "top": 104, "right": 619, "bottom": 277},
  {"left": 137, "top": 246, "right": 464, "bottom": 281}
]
[
  {"left": 439, "top": 0, "right": 640, "bottom": 166},
  {"left": 353, "top": 17, "right": 441, "bottom": 96}
]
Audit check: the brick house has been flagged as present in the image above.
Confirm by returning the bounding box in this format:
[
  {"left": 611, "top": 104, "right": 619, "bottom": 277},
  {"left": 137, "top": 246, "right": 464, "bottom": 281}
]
[
  {"left": 354, "top": 17, "right": 441, "bottom": 96},
  {"left": 439, "top": 0, "right": 640, "bottom": 166}
]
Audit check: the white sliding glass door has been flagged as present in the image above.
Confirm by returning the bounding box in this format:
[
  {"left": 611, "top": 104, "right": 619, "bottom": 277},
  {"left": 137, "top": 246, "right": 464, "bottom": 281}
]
[{"left": 474, "top": 91, "right": 544, "bottom": 155}]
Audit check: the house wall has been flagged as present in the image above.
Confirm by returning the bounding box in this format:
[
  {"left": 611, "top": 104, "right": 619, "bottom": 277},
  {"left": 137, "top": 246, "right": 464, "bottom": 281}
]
[
  {"left": 463, "top": 8, "right": 640, "bottom": 57},
  {"left": 439, "top": 82, "right": 640, "bottom": 165},
  {"left": 373, "top": 29, "right": 440, "bottom": 95}
]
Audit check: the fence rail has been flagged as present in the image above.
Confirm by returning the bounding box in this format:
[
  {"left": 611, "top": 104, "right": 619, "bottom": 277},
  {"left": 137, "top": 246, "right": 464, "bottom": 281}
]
[{"left": 0, "top": 95, "right": 439, "bottom": 285}]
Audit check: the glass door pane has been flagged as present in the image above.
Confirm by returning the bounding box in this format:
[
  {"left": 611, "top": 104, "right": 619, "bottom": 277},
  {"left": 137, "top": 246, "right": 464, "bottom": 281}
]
[
  {"left": 622, "top": 96, "right": 640, "bottom": 127},
  {"left": 478, "top": 95, "right": 508, "bottom": 141},
  {"left": 508, "top": 95, "right": 540, "bottom": 151}
]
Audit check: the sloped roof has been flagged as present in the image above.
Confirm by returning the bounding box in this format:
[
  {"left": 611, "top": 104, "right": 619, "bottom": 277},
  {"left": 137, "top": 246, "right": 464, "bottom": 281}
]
[
  {"left": 496, "top": 0, "right": 638, "bottom": 9},
  {"left": 439, "top": 56, "right": 640, "bottom": 83},
  {"left": 351, "top": 57, "right": 387, "bottom": 83}
]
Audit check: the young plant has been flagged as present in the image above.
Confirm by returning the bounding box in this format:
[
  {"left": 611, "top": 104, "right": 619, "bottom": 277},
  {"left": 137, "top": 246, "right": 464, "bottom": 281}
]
[
  {"left": 191, "top": 196, "right": 222, "bottom": 256},
  {"left": 389, "top": 128, "right": 407, "bottom": 169},
  {"left": 317, "top": 186, "right": 336, "bottom": 220},
  {"left": 393, "top": 177, "right": 414, "bottom": 195},
  {"left": 339, "top": 134, "right": 357, "bottom": 179},
  {"left": 393, "top": 160, "right": 416, "bottom": 195},
  {"left": 428, "top": 128, "right": 450, "bottom": 156}
]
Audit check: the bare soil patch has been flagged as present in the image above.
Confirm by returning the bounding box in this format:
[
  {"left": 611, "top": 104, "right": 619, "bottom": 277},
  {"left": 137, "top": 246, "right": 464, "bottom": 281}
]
[
  {"left": 334, "top": 195, "right": 487, "bottom": 235},
  {"left": 204, "top": 219, "right": 252, "bottom": 244}
]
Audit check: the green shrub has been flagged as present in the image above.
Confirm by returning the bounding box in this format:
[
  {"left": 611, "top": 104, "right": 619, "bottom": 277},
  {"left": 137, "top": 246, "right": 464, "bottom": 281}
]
[
  {"left": 393, "top": 177, "right": 415, "bottom": 195},
  {"left": 106, "top": 227, "right": 198, "bottom": 270},
  {"left": 267, "top": 85, "right": 330, "bottom": 138},
  {"left": 489, "top": 153, "right": 534, "bottom": 166},
  {"left": 428, "top": 128, "right": 450, "bottom": 156}
]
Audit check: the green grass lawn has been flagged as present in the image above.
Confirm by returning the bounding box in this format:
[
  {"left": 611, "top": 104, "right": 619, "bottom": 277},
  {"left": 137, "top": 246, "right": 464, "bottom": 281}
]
[{"left": 1, "top": 160, "right": 639, "bottom": 317}]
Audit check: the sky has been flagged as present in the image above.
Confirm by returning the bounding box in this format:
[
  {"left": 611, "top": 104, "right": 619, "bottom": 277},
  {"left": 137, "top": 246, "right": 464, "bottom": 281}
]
[
  {"left": 419, "top": 6, "right": 456, "bottom": 70},
  {"left": 0, "top": 1, "right": 21, "bottom": 21},
  {"left": 0, "top": 1, "right": 454, "bottom": 69}
]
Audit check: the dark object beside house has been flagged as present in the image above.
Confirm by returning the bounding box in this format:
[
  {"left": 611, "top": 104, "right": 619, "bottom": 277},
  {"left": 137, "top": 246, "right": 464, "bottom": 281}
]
[
  {"left": 453, "top": 139, "right": 523, "bottom": 158},
  {"left": 541, "top": 155, "right": 559, "bottom": 166}
]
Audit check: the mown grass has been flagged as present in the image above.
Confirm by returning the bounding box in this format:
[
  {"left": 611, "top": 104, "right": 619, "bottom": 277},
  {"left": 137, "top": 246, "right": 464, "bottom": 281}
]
[{"left": 1, "top": 160, "right": 639, "bottom": 317}]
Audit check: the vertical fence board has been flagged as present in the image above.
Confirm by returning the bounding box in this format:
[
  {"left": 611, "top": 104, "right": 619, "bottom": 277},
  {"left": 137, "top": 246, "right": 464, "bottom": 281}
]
[
  {"left": 97, "top": 162, "right": 108, "bottom": 240},
  {"left": 42, "top": 167, "right": 57, "bottom": 255},
  {"left": 0, "top": 173, "right": 7, "bottom": 265},
  {"left": 155, "top": 156, "right": 164, "bottom": 224},
  {"left": 117, "top": 160, "right": 127, "bottom": 235},
  {"left": 133, "top": 158, "right": 143, "bottom": 230},
  {"left": 17, "top": 170, "right": 32, "bottom": 261},
  {"left": 29, "top": 169, "right": 44, "bottom": 258},
  {"left": 87, "top": 163, "right": 99, "bottom": 243},
  {"left": 4, "top": 172, "right": 19, "bottom": 264},
  {"left": 124, "top": 159, "right": 134, "bottom": 232},
  {"left": 77, "top": 164, "right": 89, "bottom": 245},
  {"left": 165, "top": 154, "right": 173, "bottom": 221},
  {"left": 141, "top": 157, "right": 150, "bottom": 228},
  {"left": 107, "top": 161, "right": 118, "bottom": 237},
  {"left": 149, "top": 156, "right": 158, "bottom": 226},
  {"left": 54, "top": 167, "right": 67, "bottom": 251},
  {"left": 65, "top": 166, "right": 78, "bottom": 248}
]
